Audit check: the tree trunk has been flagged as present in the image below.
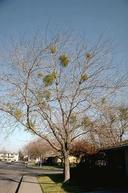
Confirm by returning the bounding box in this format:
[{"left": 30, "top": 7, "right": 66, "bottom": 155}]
[{"left": 64, "top": 153, "right": 70, "bottom": 183}]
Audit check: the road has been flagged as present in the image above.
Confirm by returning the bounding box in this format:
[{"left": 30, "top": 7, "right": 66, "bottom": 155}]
[
  {"left": 0, "top": 161, "right": 62, "bottom": 193},
  {"left": 0, "top": 161, "right": 22, "bottom": 193}
]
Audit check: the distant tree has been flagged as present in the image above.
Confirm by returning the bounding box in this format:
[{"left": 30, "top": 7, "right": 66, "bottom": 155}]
[
  {"left": 70, "top": 140, "right": 96, "bottom": 160},
  {"left": 23, "top": 138, "right": 56, "bottom": 159},
  {"left": 118, "top": 106, "right": 128, "bottom": 142},
  {"left": 0, "top": 34, "right": 127, "bottom": 182},
  {"left": 92, "top": 102, "right": 128, "bottom": 148},
  {"left": 18, "top": 151, "right": 24, "bottom": 160}
]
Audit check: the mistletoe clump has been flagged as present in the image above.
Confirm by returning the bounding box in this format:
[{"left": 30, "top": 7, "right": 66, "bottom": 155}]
[
  {"left": 43, "top": 71, "right": 57, "bottom": 86},
  {"left": 80, "top": 74, "right": 88, "bottom": 84},
  {"left": 50, "top": 46, "right": 57, "bottom": 54},
  {"left": 6, "top": 103, "right": 23, "bottom": 121},
  {"left": 82, "top": 116, "right": 93, "bottom": 127},
  {"left": 14, "top": 109, "right": 23, "bottom": 120},
  {"left": 59, "top": 54, "right": 69, "bottom": 67},
  {"left": 43, "top": 90, "right": 51, "bottom": 101},
  {"left": 69, "top": 113, "right": 77, "bottom": 124}
]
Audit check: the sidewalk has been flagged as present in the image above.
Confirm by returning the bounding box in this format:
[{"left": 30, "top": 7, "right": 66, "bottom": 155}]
[{"left": 18, "top": 176, "right": 42, "bottom": 193}]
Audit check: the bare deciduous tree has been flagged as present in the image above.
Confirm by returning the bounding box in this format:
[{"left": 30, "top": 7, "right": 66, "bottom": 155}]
[
  {"left": 70, "top": 140, "right": 96, "bottom": 159},
  {"left": 92, "top": 101, "right": 128, "bottom": 148},
  {"left": 23, "top": 138, "right": 56, "bottom": 160},
  {"left": 0, "top": 35, "right": 127, "bottom": 182}
]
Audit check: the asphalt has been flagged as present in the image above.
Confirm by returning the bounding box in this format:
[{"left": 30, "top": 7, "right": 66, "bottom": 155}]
[{"left": 0, "top": 161, "right": 63, "bottom": 193}]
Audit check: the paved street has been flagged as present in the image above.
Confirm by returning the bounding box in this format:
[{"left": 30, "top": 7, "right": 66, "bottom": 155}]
[
  {"left": 0, "top": 161, "right": 23, "bottom": 193},
  {"left": 0, "top": 161, "right": 62, "bottom": 193}
]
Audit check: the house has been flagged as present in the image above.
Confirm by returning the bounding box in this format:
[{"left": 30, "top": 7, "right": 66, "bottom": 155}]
[
  {"left": 71, "top": 144, "right": 128, "bottom": 188},
  {"left": 97, "top": 144, "right": 128, "bottom": 177},
  {"left": 44, "top": 155, "right": 79, "bottom": 166},
  {"left": 0, "top": 152, "right": 19, "bottom": 162}
]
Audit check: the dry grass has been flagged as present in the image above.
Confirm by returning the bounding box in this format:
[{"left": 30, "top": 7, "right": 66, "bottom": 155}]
[
  {"left": 38, "top": 175, "right": 66, "bottom": 193},
  {"left": 38, "top": 174, "right": 86, "bottom": 193}
]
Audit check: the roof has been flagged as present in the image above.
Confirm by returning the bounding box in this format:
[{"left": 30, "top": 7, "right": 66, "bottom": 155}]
[{"left": 99, "top": 142, "right": 128, "bottom": 152}]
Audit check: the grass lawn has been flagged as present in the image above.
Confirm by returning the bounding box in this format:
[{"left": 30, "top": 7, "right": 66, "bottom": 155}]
[
  {"left": 28, "top": 163, "right": 63, "bottom": 170},
  {"left": 38, "top": 175, "right": 66, "bottom": 193},
  {"left": 38, "top": 174, "right": 86, "bottom": 193}
]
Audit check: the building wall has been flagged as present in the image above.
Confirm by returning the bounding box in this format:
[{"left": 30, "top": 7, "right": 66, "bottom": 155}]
[
  {"left": 69, "top": 156, "right": 79, "bottom": 164},
  {"left": 0, "top": 153, "right": 19, "bottom": 162}
]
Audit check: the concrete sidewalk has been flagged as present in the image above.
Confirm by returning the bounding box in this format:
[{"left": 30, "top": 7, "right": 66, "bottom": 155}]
[{"left": 18, "top": 176, "right": 42, "bottom": 193}]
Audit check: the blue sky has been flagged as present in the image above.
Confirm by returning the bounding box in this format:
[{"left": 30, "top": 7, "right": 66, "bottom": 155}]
[{"left": 0, "top": 0, "right": 128, "bottom": 152}]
